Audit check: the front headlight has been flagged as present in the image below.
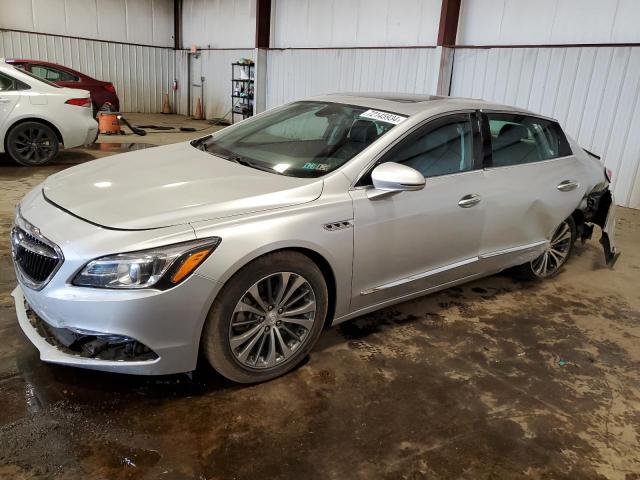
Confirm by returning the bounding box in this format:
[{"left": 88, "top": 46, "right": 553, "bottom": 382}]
[{"left": 72, "top": 237, "right": 221, "bottom": 289}]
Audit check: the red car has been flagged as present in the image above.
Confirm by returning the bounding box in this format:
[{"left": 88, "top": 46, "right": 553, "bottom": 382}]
[{"left": 6, "top": 59, "right": 120, "bottom": 116}]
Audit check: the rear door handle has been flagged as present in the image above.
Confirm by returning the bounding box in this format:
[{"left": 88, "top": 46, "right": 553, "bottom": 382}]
[
  {"left": 557, "top": 180, "right": 579, "bottom": 192},
  {"left": 458, "top": 194, "right": 481, "bottom": 208},
  {"left": 0, "top": 98, "right": 11, "bottom": 103}
]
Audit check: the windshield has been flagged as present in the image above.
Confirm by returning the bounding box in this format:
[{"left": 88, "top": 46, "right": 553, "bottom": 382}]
[
  {"left": 192, "top": 101, "right": 406, "bottom": 177},
  {"left": 11, "top": 65, "right": 61, "bottom": 88}
]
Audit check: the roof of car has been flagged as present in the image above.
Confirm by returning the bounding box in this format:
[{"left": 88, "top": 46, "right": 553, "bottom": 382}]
[
  {"left": 306, "top": 92, "right": 540, "bottom": 118},
  {"left": 4, "top": 58, "right": 85, "bottom": 76}
]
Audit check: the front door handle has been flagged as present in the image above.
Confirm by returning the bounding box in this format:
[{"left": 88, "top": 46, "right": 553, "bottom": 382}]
[
  {"left": 458, "top": 194, "right": 481, "bottom": 208},
  {"left": 0, "top": 98, "right": 11, "bottom": 103},
  {"left": 557, "top": 180, "right": 579, "bottom": 192}
]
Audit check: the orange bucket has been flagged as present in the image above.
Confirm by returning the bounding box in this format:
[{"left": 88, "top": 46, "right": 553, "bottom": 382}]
[{"left": 98, "top": 112, "right": 120, "bottom": 134}]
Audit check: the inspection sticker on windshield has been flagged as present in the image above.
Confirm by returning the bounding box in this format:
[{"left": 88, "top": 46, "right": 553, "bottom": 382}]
[
  {"left": 303, "top": 162, "right": 330, "bottom": 171},
  {"left": 359, "top": 109, "right": 407, "bottom": 125}
]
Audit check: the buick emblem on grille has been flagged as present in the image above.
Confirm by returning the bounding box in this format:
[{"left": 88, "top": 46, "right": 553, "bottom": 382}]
[{"left": 11, "top": 215, "right": 63, "bottom": 290}]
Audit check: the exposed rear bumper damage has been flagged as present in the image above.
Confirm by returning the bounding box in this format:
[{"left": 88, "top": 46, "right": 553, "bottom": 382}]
[{"left": 578, "top": 183, "right": 619, "bottom": 268}]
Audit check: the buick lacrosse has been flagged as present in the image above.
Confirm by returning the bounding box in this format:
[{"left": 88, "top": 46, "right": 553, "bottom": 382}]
[{"left": 11, "top": 94, "right": 617, "bottom": 382}]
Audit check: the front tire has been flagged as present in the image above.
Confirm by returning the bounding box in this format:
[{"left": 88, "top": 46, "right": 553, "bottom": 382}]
[
  {"left": 202, "top": 251, "right": 328, "bottom": 383},
  {"left": 514, "top": 217, "right": 576, "bottom": 280},
  {"left": 6, "top": 121, "right": 60, "bottom": 166}
]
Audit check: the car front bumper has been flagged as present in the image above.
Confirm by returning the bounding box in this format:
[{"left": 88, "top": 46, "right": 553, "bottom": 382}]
[
  {"left": 11, "top": 188, "right": 223, "bottom": 375},
  {"left": 13, "top": 271, "right": 222, "bottom": 375}
]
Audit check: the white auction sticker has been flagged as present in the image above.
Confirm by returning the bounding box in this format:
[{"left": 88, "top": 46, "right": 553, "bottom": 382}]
[{"left": 359, "top": 109, "right": 407, "bottom": 125}]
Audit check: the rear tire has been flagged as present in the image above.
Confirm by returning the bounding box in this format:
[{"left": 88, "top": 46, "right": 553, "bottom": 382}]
[
  {"left": 201, "top": 251, "right": 328, "bottom": 383},
  {"left": 6, "top": 121, "right": 60, "bottom": 166},
  {"left": 513, "top": 216, "right": 576, "bottom": 280}
]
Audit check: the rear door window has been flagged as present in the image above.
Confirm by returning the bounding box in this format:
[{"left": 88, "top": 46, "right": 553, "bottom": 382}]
[
  {"left": 486, "top": 113, "right": 572, "bottom": 167},
  {"left": 0, "top": 72, "right": 30, "bottom": 91},
  {"left": 0, "top": 73, "right": 14, "bottom": 91}
]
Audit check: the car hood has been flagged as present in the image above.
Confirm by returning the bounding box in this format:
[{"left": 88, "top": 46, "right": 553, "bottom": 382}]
[{"left": 42, "top": 142, "right": 323, "bottom": 230}]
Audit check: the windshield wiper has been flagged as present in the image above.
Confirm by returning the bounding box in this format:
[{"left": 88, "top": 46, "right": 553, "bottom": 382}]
[
  {"left": 224, "top": 155, "right": 285, "bottom": 175},
  {"left": 191, "top": 135, "right": 212, "bottom": 151},
  {"left": 195, "top": 140, "right": 285, "bottom": 175}
]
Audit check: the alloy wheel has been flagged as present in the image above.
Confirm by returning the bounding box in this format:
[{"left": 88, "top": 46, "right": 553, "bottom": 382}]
[
  {"left": 229, "top": 272, "right": 317, "bottom": 369},
  {"left": 531, "top": 220, "right": 573, "bottom": 277},
  {"left": 12, "top": 125, "right": 56, "bottom": 165}
]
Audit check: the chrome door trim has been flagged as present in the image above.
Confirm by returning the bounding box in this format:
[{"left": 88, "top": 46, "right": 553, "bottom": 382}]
[
  {"left": 482, "top": 154, "right": 576, "bottom": 172},
  {"left": 350, "top": 161, "right": 484, "bottom": 191},
  {"left": 478, "top": 108, "right": 560, "bottom": 124},
  {"left": 360, "top": 256, "right": 478, "bottom": 296},
  {"left": 479, "top": 239, "right": 548, "bottom": 259}
]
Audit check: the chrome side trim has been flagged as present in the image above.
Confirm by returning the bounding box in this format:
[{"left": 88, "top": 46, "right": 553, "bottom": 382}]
[
  {"left": 479, "top": 240, "right": 548, "bottom": 259},
  {"left": 360, "top": 256, "right": 478, "bottom": 295},
  {"left": 359, "top": 240, "right": 549, "bottom": 296},
  {"left": 336, "top": 269, "right": 500, "bottom": 325}
]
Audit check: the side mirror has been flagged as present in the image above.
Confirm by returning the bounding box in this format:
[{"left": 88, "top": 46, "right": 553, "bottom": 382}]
[{"left": 369, "top": 162, "right": 425, "bottom": 198}]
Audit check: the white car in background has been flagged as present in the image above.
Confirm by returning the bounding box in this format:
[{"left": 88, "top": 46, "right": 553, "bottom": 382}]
[{"left": 0, "top": 60, "right": 98, "bottom": 166}]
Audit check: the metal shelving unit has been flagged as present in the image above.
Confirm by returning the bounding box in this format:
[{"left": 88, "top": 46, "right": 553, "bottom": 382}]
[{"left": 231, "top": 63, "right": 254, "bottom": 124}]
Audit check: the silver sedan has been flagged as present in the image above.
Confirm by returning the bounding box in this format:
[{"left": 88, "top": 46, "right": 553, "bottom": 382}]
[{"left": 11, "top": 94, "right": 617, "bottom": 382}]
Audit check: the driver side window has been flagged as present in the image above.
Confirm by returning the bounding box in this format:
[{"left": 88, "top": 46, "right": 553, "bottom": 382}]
[
  {"left": 391, "top": 116, "right": 474, "bottom": 177},
  {"left": 362, "top": 113, "right": 475, "bottom": 185}
]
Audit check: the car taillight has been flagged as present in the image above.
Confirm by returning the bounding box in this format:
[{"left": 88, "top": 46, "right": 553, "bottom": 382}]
[
  {"left": 605, "top": 167, "right": 613, "bottom": 182},
  {"left": 104, "top": 83, "right": 116, "bottom": 94},
  {"left": 65, "top": 98, "right": 91, "bottom": 108}
]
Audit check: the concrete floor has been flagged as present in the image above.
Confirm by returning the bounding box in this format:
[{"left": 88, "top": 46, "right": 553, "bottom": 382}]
[{"left": 0, "top": 113, "right": 639, "bottom": 479}]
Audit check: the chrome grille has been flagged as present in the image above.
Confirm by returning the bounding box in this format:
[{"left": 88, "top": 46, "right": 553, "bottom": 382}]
[{"left": 11, "top": 217, "right": 63, "bottom": 290}]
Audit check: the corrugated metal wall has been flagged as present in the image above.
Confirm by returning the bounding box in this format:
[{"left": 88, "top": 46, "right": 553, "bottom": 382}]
[
  {"left": 458, "top": 0, "right": 640, "bottom": 45},
  {"left": 450, "top": 47, "right": 640, "bottom": 209},
  {"left": 272, "top": 0, "right": 442, "bottom": 48},
  {"left": 0, "top": 0, "right": 174, "bottom": 47},
  {"left": 181, "top": 0, "right": 255, "bottom": 49},
  {"left": 265, "top": 0, "right": 444, "bottom": 110},
  {"left": 266, "top": 48, "right": 442, "bottom": 109},
  {"left": 180, "top": 49, "right": 255, "bottom": 119},
  {"left": 0, "top": 30, "right": 176, "bottom": 113}
]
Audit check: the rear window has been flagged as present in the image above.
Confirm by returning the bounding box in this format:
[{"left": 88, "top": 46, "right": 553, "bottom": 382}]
[
  {"left": 31, "top": 65, "right": 78, "bottom": 82},
  {"left": 13, "top": 66, "right": 61, "bottom": 88},
  {"left": 486, "top": 113, "right": 572, "bottom": 167}
]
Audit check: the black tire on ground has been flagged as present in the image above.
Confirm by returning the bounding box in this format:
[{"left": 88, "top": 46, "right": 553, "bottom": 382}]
[
  {"left": 201, "top": 251, "right": 328, "bottom": 383},
  {"left": 513, "top": 216, "right": 576, "bottom": 281},
  {"left": 6, "top": 121, "right": 60, "bottom": 166}
]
